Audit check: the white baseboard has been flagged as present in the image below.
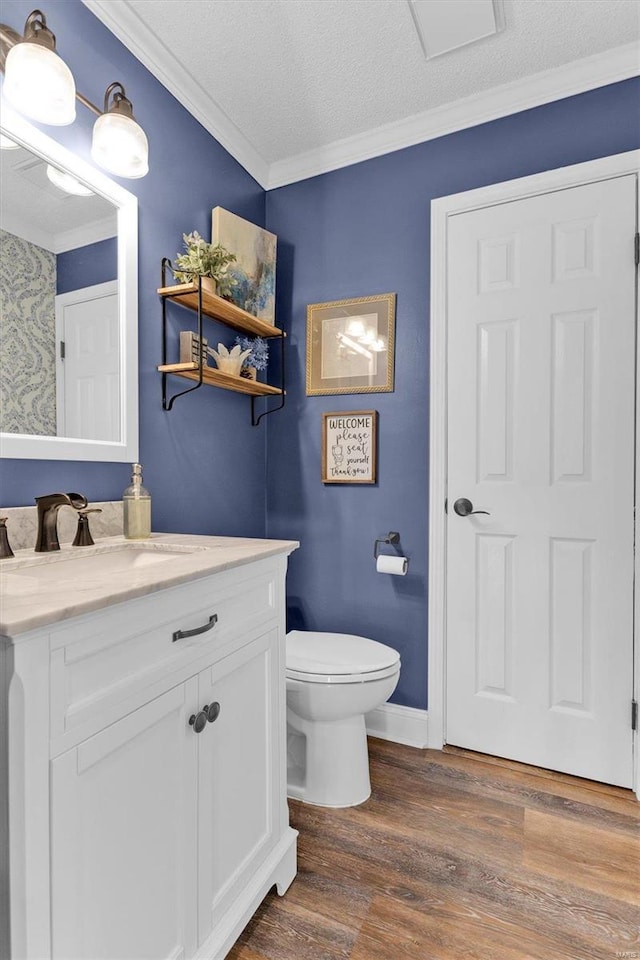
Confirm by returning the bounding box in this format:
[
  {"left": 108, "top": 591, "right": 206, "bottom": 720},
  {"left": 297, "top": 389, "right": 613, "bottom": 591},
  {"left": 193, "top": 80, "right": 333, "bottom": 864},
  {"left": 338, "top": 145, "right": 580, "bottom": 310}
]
[{"left": 365, "top": 703, "right": 429, "bottom": 748}]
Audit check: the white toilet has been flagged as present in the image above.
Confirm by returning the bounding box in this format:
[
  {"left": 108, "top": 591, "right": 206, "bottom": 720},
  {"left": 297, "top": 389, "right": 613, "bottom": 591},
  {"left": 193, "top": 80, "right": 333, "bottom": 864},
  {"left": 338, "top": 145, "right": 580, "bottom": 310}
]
[{"left": 286, "top": 630, "right": 400, "bottom": 807}]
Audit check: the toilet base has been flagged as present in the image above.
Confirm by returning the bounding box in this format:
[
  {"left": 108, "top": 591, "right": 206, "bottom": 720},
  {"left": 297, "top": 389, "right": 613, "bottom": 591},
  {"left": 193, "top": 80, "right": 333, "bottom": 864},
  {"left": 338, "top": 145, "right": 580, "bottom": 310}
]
[{"left": 286, "top": 712, "right": 372, "bottom": 808}]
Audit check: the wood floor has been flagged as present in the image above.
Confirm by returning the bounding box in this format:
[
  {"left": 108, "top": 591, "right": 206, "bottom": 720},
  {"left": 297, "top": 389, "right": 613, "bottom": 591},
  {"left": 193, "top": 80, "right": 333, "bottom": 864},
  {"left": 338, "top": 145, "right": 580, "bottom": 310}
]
[{"left": 228, "top": 738, "right": 639, "bottom": 960}]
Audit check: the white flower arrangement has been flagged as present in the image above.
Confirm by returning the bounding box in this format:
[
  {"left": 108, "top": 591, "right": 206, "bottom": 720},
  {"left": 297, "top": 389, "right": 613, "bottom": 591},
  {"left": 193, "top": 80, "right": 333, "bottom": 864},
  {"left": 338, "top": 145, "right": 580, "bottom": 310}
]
[{"left": 207, "top": 342, "right": 252, "bottom": 377}]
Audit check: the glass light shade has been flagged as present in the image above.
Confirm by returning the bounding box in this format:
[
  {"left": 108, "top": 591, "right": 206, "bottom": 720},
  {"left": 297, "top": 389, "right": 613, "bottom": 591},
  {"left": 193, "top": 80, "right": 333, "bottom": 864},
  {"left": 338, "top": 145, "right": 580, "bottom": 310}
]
[
  {"left": 3, "top": 42, "right": 76, "bottom": 125},
  {"left": 0, "top": 134, "right": 20, "bottom": 150},
  {"left": 91, "top": 112, "right": 149, "bottom": 179},
  {"left": 46, "top": 163, "right": 93, "bottom": 196}
]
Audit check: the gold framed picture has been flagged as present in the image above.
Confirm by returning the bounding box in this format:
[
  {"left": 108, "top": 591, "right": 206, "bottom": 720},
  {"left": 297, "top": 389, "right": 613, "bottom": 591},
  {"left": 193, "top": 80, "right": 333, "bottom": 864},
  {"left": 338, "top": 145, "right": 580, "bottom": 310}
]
[
  {"left": 321, "top": 410, "right": 377, "bottom": 484},
  {"left": 306, "top": 293, "right": 395, "bottom": 395}
]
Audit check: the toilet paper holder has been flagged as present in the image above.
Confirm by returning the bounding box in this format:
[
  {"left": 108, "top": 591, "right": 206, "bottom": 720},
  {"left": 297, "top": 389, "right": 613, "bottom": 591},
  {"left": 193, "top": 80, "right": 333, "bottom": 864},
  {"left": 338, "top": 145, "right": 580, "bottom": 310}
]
[{"left": 374, "top": 531, "right": 400, "bottom": 560}]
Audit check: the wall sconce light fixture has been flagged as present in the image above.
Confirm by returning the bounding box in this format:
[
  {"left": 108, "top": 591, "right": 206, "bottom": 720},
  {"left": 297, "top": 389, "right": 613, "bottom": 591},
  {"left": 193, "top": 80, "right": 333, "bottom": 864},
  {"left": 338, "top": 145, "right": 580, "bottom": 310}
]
[
  {"left": 0, "top": 9, "right": 149, "bottom": 178},
  {"left": 91, "top": 82, "right": 148, "bottom": 179},
  {"left": 2, "top": 9, "right": 76, "bottom": 125}
]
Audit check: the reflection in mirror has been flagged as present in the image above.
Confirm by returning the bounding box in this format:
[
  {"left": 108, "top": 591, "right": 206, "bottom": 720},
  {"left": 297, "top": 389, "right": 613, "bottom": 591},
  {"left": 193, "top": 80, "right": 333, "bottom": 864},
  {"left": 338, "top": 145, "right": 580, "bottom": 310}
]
[
  {"left": 0, "top": 137, "right": 119, "bottom": 441},
  {"left": 0, "top": 116, "right": 137, "bottom": 463}
]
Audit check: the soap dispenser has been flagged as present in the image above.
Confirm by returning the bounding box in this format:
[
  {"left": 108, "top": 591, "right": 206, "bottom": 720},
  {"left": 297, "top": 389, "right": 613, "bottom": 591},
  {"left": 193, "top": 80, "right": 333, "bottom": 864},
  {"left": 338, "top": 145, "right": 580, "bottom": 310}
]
[{"left": 123, "top": 463, "right": 151, "bottom": 540}]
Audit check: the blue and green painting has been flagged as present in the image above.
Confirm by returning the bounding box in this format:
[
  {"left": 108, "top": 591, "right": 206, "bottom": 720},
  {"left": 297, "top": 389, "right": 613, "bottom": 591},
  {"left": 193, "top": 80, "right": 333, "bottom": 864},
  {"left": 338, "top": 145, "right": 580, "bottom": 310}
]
[{"left": 212, "top": 207, "right": 277, "bottom": 324}]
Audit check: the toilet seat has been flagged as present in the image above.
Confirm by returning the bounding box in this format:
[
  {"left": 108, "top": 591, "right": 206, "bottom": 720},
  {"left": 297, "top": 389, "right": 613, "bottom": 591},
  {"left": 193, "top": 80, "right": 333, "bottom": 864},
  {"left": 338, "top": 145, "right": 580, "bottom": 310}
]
[
  {"left": 286, "top": 630, "right": 400, "bottom": 684},
  {"left": 286, "top": 662, "right": 400, "bottom": 684}
]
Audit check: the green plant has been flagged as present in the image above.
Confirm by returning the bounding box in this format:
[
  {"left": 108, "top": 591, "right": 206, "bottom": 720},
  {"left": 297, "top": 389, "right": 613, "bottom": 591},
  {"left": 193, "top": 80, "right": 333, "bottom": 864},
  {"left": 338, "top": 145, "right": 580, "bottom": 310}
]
[{"left": 174, "top": 231, "right": 237, "bottom": 296}]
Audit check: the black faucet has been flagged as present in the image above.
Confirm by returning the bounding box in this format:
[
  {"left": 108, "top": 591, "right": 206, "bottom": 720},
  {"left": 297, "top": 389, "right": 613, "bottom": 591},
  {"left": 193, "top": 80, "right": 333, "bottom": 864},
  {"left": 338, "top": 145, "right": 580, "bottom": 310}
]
[{"left": 35, "top": 493, "right": 88, "bottom": 552}]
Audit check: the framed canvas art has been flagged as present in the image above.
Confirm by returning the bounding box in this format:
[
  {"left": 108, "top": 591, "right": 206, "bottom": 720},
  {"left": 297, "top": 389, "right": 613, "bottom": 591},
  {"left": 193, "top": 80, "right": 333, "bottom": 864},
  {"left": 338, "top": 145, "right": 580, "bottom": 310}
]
[
  {"left": 306, "top": 293, "right": 395, "bottom": 395},
  {"left": 212, "top": 207, "right": 277, "bottom": 324}
]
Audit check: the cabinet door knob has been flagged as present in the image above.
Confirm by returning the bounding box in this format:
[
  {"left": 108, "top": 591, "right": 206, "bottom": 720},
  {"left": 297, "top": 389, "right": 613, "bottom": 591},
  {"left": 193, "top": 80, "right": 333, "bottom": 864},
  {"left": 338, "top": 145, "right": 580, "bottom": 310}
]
[
  {"left": 205, "top": 702, "right": 221, "bottom": 723},
  {"left": 189, "top": 710, "right": 208, "bottom": 734}
]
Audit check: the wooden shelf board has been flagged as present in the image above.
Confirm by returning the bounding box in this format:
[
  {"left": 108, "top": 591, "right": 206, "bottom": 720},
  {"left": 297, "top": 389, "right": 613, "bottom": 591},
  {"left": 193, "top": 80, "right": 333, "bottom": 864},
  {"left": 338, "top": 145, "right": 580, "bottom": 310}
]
[
  {"left": 158, "top": 363, "right": 283, "bottom": 397},
  {"left": 158, "top": 283, "right": 283, "bottom": 339}
]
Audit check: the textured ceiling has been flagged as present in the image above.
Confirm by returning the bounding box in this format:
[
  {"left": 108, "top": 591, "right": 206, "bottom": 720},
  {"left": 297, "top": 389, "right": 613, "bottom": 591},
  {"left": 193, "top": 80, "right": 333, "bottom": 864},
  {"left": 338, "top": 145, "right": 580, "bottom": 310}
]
[
  {"left": 1, "top": 145, "right": 117, "bottom": 252},
  {"left": 120, "top": 0, "right": 639, "bottom": 164}
]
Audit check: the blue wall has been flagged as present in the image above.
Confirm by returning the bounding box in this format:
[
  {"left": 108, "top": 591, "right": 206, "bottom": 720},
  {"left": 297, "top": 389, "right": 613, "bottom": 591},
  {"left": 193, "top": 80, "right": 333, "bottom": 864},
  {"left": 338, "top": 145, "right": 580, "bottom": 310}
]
[
  {"left": 0, "top": 0, "right": 268, "bottom": 538},
  {"left": 1, "top": 1, "right": 637, "bottom": 709},
  {"left": 57, "top": 237, "right": 117, "bottom": 295},
  {"left": 265, "top": 78, "right": 640, "bottom": 710}
]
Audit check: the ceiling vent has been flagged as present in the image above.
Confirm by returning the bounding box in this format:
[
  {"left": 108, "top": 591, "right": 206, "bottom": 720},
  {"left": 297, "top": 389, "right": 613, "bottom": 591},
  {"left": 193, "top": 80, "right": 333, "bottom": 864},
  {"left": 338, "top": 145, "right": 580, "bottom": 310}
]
[{"left": 408, "top": 0, "right": 504, "bottom": 60}]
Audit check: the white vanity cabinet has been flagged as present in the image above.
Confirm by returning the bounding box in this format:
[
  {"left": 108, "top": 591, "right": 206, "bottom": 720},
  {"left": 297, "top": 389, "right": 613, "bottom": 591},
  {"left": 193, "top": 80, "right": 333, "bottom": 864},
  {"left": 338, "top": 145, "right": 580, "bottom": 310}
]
[{"left": 1, "top": 550, "right": 297, "bottom": 960}]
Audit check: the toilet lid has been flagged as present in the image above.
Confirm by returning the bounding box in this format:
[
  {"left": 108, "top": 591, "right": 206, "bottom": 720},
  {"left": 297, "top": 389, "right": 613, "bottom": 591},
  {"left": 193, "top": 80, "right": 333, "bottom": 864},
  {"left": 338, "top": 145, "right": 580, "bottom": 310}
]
[{"left": 286, "top": 630, "right": 400, "bottom": 677}]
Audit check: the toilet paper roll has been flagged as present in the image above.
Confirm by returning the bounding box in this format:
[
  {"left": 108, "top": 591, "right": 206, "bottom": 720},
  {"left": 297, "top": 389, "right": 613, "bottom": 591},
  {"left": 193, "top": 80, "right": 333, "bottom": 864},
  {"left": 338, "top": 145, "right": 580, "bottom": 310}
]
[{"left": 376, "top": 554, "right": 408, "bottom": 576}]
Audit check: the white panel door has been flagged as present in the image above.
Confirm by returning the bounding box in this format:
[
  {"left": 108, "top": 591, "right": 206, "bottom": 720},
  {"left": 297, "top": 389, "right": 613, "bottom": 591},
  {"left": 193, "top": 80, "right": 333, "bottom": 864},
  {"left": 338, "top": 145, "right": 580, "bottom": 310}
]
[
  {"left": 50, "top": 680, "right": 198, "bottom": 960},
  {"left": 446, "top": 175, "right": 636, "bottom": 787},
  {"left": 55, "top": 280, "right": 119, "bottom": 441}
]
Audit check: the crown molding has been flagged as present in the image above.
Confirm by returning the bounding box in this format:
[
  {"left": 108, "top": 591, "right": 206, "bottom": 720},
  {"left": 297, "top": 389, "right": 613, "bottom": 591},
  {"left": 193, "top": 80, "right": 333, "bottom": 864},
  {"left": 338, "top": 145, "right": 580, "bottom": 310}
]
[
  {"left": 266, "top": 43, "right": 639, "bottom": 188},
  {"left": 1, "top": 210, "right": 55, "bottom": 253},
  {"left": 54, "top": 216, "right": 118, "bottom": 254},
  {"left": 81, "top": 0, "right": 270, "bottom": 188},
  {"left": 80, "top": 2, "right": 637, "bottom": 191}
]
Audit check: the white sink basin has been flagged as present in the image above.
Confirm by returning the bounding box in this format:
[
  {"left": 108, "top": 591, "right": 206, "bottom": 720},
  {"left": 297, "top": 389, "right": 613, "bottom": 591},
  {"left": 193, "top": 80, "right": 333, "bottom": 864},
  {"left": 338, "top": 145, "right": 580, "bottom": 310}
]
[{"left": 4, "top": 542, "right": 206, "bottom": 583}]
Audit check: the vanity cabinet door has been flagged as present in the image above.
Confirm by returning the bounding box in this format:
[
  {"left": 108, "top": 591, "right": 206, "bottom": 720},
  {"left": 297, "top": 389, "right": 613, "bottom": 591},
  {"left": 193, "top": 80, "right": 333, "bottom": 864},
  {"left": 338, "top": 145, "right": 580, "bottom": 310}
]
[
  {"left": 197, "top": 629, "right": 280, "bottom": 945},
  {"left": 50, "top": 678, "right": 199, "bottom": 960}
]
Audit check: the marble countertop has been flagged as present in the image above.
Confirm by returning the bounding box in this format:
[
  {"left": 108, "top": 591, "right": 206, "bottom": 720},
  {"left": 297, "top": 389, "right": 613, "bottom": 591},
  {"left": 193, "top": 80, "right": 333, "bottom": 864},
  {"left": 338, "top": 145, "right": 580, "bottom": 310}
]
[{"left": 0, "top": 533, "right": 299, "bottom": 638}]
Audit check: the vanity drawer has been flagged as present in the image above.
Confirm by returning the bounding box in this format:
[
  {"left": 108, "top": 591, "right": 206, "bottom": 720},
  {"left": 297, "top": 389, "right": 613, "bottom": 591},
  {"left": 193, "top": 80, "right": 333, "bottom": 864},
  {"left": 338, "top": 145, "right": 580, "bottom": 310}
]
[{"left": 50, "top": 559, "right": 279, "bottom": 751}]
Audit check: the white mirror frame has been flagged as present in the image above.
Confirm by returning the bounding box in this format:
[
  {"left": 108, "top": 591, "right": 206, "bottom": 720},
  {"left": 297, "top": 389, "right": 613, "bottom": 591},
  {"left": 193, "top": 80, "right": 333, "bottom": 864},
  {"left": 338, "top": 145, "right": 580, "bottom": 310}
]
[{"left": 0, "top": 112, "right": 138, "bottom": 462}]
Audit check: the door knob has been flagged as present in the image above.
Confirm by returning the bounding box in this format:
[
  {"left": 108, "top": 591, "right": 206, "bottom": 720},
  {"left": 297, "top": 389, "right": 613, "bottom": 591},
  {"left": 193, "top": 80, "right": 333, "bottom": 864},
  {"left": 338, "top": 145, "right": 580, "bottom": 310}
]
[{"left": 453, "top": 498, "right": 490, "bottom": 517}]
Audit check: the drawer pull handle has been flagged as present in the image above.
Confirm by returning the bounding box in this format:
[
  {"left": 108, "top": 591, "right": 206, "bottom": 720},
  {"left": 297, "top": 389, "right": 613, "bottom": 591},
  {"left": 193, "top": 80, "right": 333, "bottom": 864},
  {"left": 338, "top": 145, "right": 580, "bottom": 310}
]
[{"left": 173, "top": 614, "right": 218, "bottom": 643}]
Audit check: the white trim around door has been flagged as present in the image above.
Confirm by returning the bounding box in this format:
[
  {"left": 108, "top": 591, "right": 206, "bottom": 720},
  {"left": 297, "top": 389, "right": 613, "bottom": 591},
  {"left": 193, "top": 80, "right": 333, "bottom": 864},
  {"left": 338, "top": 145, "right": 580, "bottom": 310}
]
[{"left": 427, "top": 149, "right": 640, "bottom": 798}]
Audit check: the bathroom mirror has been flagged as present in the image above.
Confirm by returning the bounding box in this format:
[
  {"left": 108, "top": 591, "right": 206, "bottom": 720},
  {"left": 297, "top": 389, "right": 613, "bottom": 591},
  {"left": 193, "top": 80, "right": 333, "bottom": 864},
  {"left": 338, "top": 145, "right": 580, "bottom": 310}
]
[{"left": 0, "top": 112, "right": 138, "bottom": 462}]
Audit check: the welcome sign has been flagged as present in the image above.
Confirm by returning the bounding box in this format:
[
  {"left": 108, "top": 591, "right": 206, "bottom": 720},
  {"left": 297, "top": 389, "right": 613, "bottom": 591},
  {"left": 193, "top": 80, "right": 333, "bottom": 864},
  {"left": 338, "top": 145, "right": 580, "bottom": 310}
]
[{"left": 321, "top": 411, "right": 377, "bottom": 484}]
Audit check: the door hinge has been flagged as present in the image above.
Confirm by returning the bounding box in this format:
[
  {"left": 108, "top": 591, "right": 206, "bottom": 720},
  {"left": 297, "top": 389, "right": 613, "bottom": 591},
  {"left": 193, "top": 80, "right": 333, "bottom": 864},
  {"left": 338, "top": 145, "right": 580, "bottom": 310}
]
[
  {"left": 635, "top": 232, "right": 639, "bottom": 267},
  {"left": 633, "top": 699, "right": 638, "bottom": 732},
  {"left": 59, "top": 340, "right": 65, "bottom": 360}
]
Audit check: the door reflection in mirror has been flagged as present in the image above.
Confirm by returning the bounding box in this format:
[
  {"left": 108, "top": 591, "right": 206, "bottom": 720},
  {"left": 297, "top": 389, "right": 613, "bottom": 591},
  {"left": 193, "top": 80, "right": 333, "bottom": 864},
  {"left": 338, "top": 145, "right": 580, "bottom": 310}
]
[{"left": 0, "top": 142, "right": 118, "bottom": 440}]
